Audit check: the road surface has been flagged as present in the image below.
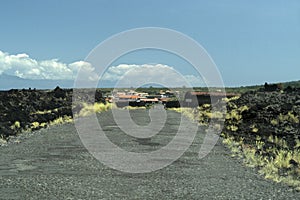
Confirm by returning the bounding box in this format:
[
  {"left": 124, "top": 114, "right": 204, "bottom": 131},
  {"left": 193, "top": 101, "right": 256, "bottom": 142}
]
[{"left": 0, "top": 108, "right": 298, "bottom": 199}]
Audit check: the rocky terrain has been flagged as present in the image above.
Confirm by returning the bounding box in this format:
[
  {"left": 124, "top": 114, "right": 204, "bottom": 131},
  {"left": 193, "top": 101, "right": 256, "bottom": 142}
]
[
  {"left": 171, "top": 84, "right": 300, "bottom": 190},
  {"left": 0, "top": 87, "right": 105, "bottom": 139},
  {"left": 221, "top": 86, "right": 300, "bottom": 189},
  {"left": 1, "top": 84, "right": 299, "bottom": 190},
  {"left": 226, "top": 86, "right": 300, "bottom": 150}
]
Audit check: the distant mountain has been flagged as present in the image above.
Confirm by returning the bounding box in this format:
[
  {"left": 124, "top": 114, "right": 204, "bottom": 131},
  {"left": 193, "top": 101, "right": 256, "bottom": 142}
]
[
  {"left": 0, "top": 73, "right": 24, "bottom": 81},
  {"left": 0, "top": 73, "right": 116, "bottom": 90},
  {"left": 0, "top": 73, "right": 74, "bottom": 90},
  {"left": 1, "top": 73, "right": 299, "bottom": 91}
]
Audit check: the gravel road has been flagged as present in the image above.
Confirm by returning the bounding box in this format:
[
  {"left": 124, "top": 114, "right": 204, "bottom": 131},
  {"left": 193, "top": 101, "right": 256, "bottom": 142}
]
[{"left": 0, "top": 109, "right": 298, "bottom": 199}]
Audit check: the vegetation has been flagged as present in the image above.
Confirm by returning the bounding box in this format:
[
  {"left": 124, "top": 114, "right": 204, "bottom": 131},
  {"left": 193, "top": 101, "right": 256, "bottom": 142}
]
[
  {"left": 224, "top": 97, "right": 299, "bottom": 190},
  {"left": 122, "top": 106, "right": 147, "bottom": 110},
  {"left": 4, "top": 101, "right": 116, "bottom": 144},
  {"left": 0, "top": 135, "right": 7, "bottom": 145},
  {"left": 171, "top": 92, "right": 300, "bottom": 191},
  {"left": 225, "top": 137, "right": 300, "bottom": 190},
  {"left": 76, "top": 102, "right": 115, "bottom": 117},
  {"left": 169, "top": 107, "right": 195, "bottom": 121},
  {"left": 10, "top": 121, "right": 21, "bottom": 130}
]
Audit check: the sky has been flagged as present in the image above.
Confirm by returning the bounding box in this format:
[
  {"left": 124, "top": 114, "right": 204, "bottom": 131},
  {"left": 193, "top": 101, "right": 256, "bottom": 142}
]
[{"left": 0, "top": 0, "right": 299, "bottom": 88}]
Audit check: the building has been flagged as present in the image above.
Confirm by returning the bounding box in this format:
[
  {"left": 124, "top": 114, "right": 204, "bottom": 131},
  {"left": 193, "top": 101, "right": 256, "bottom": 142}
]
[{"left": 184, "top": 91, "right": 238, "bottom": 107}]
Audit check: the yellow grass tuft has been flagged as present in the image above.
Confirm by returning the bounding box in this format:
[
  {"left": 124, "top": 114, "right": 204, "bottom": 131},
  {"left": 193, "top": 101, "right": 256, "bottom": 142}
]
[{"left": 77, "top": 102, "right": 113, "bottom": 117}]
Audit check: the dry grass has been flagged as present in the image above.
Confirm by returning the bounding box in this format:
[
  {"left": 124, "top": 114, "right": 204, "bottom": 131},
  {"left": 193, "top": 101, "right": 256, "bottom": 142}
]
[
  {"left": 172, "top": 96, "right": 300, "bottom": 191},
  {"left": 76, "top": 102, "right": 115, "bottom": 117}
]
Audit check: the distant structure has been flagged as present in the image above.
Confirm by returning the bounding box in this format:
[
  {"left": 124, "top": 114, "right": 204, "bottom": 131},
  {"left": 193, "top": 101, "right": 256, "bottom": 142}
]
[
  {"left": 112, "top": 89, "right": 177, "bottom": 108},
  {"left": 184, "top": 91, "right": 238, "bottom": 107}
]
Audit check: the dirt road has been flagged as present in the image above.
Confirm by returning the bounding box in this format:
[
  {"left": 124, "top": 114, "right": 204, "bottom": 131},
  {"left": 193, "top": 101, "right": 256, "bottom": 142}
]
[{"left": 0, "top": 109, "right": 298, "bottom": 199}]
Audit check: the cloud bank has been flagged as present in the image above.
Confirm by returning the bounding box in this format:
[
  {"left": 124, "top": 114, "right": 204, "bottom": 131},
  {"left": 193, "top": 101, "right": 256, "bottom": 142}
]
[
  {"left": 0, "top": 50, "right": 94, "bottom": 80},
  {"left": 0, "top": 51, "right": 205, "bottom": 87},
  {"left": 101, "top": 64, "right": 205, "bottom": 87}
]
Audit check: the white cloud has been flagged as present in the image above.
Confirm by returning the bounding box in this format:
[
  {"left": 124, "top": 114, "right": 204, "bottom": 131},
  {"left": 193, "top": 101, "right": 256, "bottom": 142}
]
[
  {"left": 0, "top": 51, "right": 205, "bottom": 87},
  {"left": 183, "top": 74, "right": 207, "bottom": 86},
  {"left": 70, "top": 61, "right": 99, "bottom": 81},
  {"left": 0, "top": 50, "right": 97, "bottom": 80},
  {"left": 101, "top": 64, "right": 205, "bottom": 87}
]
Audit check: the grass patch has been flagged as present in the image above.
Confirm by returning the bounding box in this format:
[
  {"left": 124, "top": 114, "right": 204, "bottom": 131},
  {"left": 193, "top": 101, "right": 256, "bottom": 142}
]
[
  {"left": 169, "top": 107, "right": 195, "bottom": 121},
  {"left": 10, "top": 121, "right": 21, "bottom": 130},
  {"left": 172, "top": 95, "right": 300, "bottom": 191},
  {"left": 222, "top": 134, "right": 300, "bottom": 190},
  {"left": 76, "top": 102, "right": 115, "bottom": 117},
  {"left": 123, "top": 106, "right": 147, "bottom": 110},
  {"left": 0, "top": 136, "right": 7, "bottom": 145},
  {"left": 50, "top": 115, "right": 73, "bottom": 126}
]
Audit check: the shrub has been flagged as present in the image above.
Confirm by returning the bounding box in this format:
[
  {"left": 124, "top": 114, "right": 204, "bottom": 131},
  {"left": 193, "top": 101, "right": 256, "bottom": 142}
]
[
  {"left": 50, "top": 116, "right": 73, "bottom": 125},
  {"left": 10, "top": 121, "right": 21, "bottom": 130},
  {"left": 77, "top": 102, "right": 113, "bottom": 117},
  {"left": 31, "top": 122, "right": 40, "bottom": 129}
]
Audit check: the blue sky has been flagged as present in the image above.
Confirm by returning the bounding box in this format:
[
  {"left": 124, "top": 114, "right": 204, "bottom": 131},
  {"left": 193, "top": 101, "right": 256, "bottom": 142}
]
[{"left": 0, "top": 0, "right": 299, "bottom": 88}]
